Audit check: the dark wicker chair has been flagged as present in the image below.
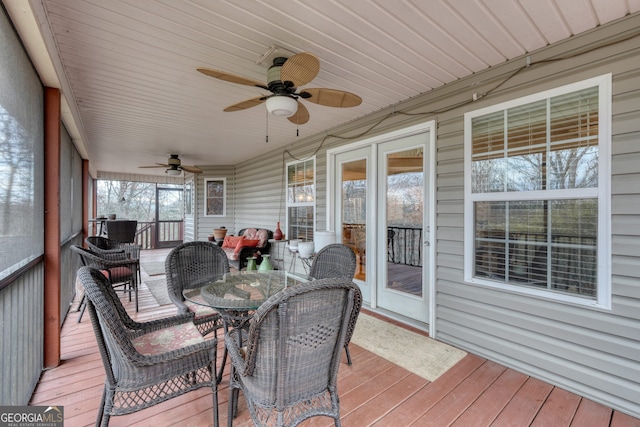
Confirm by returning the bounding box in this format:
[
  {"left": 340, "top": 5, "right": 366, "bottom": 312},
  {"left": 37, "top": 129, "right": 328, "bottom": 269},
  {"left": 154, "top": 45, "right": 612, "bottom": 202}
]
[
  {"left": 165, "top": 241, "right": 228, "bottom": 337},
  {"left": 77, "top": 266, "right": 219, "bottom": 427},
  {"left": 308, "top": 243, "right": 361, "bottom": 365},
  {"left": 71, "top": 245, "right": 141, "bottom": 321},
  {"left": 105, "top": 220, "right": 138, "bottom": 243},
  {"left": 226, "top": 277, "right": 362, "bottom": 427}
]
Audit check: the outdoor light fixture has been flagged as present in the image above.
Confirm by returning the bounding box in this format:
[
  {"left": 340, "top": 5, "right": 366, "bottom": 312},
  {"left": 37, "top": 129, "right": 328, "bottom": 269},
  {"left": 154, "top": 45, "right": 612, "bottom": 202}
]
[{"left": 265, "top": 95, "right": 298, "bottom": 117}]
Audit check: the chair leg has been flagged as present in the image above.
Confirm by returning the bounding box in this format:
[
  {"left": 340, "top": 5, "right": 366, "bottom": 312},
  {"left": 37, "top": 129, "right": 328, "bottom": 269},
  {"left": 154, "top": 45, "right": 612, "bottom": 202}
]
[
  {"left": 96, "top": 385, "right": 111, "bottom": 427},
  {"left": 228, "top": 377, "right": 240, "bottom": 427},
  {"left": 344, "top": 345, "right": 353, "bottom": 366},
  {"left": 211, "top": 371, "right": 219, "bottom": 427},
  {"left": 77, "top": 295, "right": 87, "bottom": 323}
]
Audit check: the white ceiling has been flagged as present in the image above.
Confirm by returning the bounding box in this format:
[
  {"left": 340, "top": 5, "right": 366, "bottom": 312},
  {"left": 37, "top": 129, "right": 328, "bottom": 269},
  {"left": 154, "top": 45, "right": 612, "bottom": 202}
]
[{"left": 7, "top": 0, "right": 640, "bottom": 175}]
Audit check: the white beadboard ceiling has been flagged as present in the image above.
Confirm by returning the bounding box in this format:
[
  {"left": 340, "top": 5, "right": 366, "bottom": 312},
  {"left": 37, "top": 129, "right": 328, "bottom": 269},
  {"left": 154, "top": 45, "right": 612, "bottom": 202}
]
[{"left": 7, "top": 0, "right": 639, "bottom": 175}]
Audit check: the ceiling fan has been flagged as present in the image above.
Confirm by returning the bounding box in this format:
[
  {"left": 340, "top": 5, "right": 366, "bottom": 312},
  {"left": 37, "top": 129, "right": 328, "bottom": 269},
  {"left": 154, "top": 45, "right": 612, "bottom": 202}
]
[
  {"left": 197, "top": 52, "right": 362, "bottom": 125},
  {"left": 138, "top": 154, "right": 203, "bottom": 175}
]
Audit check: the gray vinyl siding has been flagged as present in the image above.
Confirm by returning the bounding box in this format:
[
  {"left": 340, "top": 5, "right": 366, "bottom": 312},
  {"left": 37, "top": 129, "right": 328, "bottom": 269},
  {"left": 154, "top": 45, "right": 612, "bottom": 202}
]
[{"left": 432, "top": 18, "right": 640, "bottom": 417}]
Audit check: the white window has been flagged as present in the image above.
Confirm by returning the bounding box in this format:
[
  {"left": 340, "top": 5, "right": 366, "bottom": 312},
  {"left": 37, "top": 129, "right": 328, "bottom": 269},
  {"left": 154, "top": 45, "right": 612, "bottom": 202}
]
[
  {"left": 286, "top": 158, "right": 315, "bottom": 241},
  {"left": 464, "top": 74, "right": 611, "bottom": 309},
  {"left": 204, "top": 178, "right": 226, "bottom": 217}
]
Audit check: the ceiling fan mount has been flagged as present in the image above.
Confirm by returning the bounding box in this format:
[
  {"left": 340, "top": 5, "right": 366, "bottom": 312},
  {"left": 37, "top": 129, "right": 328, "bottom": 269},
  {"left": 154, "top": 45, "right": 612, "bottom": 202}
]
[
  {"left": 197, "top": 52, "right": 362, "bottom": 125},
  {"left": 138, "top": 154, "right": 202, "bottom": 175}
]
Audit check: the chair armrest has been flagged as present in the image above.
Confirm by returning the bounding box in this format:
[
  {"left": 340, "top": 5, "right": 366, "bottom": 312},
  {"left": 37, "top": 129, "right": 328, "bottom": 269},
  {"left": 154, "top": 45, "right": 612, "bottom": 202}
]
[
  {"left": 128, "top": 312, "right": 195, "bottom": 335},
  {"left": 225, "top": 328, "right": 251, "bottom": 375}
]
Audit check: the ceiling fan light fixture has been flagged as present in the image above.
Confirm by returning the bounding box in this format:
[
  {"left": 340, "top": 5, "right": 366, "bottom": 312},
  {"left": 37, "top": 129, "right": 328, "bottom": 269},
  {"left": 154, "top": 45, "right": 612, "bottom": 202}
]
[
  {"left": 166, "top": 168, "right": 182, "bottom": 176},
  {"left": 266, "top": 96, "right": 298, "bottom": 117}
]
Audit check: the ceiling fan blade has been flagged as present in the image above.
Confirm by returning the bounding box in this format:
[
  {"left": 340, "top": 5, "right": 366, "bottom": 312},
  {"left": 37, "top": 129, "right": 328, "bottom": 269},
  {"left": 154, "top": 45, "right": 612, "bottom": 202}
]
[
  {"left": 180, "top": 165, "right": 203, "bottom": 174},
  {"left": 197, "top": 68, "right": 267, "bottom": 89},
  {"left": 223, "top": 96, "right": 266, "bottom": 112},
  {"left": 280, "top": 52, "right": 320, "bottom": 87},
  {"left": 288, "top": 101, "right": 309, "bottom": 125},
  {"left": 139, "top": 163, "right": 170, "bottom": 168},
  {"left": 303, "top": 88, "right": 362, "bottom": 108}
]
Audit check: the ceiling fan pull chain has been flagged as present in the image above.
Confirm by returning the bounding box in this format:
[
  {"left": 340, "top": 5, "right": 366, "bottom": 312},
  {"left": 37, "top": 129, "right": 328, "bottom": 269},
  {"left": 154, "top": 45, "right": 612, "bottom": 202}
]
[{"left": 266, "top": 109, "right": 269, "bottom": 143}]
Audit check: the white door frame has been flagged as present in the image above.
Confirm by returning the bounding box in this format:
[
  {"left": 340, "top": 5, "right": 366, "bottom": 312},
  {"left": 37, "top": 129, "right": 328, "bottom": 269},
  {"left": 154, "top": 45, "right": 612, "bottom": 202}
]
[{"left": 326, "top": 120, "right": 437, "bottom": 336}]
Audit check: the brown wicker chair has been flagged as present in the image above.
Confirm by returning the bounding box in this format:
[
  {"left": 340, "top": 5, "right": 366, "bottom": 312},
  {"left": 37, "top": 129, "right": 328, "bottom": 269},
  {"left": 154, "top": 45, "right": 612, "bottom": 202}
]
[
  {"left": 226, "top": 277, "right": 361, "bottom": 427},
  {"left": 71, "top": 245, "right": 141, "bottom": 320},
  {"left": 77, "top": 266, "right": 219, "bottom": 427},
  {"left": 165, "top": 241, "right": 228, "bottom": 337},
  {"left": 308, "top": 243, "right": 361, "bottom": 365}
]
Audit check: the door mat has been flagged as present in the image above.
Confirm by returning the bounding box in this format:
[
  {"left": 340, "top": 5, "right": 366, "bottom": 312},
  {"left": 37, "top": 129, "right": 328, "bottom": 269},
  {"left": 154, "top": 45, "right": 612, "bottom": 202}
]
[
  {"left": 351, "top": 313, "right": 467, "bottom": 382},
  {"left": 141, "top": 262, "right": 165, "bottom": 276},
  {"left": 144, "top": 278, "right": 171, "bottom": 306}
]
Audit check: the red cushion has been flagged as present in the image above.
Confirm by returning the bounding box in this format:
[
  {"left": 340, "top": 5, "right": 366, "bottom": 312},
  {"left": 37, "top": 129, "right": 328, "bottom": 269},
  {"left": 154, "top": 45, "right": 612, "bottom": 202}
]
[
  {"left": 233, "top": 237, "right": 246, "bottom": 255},
  {"left": 243, "top": 239, "right": 260, "bottom": 247},
  {"left": 105, "top": 266, "right": 133, "bottom": 282},
  {"left": 222, "top": 235, "right": 244, "bottom": 249}
]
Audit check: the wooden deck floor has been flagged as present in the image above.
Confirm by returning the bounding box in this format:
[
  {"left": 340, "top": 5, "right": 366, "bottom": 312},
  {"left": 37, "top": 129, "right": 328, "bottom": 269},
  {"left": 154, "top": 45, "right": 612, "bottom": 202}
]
[{"left": 30, "top": 249, "right": 640, "bottom": 426}]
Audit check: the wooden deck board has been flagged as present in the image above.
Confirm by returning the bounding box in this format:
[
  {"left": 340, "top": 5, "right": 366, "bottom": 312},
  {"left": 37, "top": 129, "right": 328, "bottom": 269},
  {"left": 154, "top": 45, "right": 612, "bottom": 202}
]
[{"left": 28, "top": 249, "right": 640, "bottom": 427}]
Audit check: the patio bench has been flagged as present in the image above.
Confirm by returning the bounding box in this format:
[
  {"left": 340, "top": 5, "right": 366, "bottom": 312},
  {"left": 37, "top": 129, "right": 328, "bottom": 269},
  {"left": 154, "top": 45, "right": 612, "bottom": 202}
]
[{"left": 217, "top": 228, "right": 273, "bottom": 270}]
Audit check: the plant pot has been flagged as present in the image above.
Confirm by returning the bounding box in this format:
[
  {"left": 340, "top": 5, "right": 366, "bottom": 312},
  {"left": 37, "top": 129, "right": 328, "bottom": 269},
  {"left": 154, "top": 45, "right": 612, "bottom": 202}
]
[
  {"left": 213, "top": 228, "right": 227, "bottom": 240},
  {"left": 298, "top": 242, "right": 315, "bottom": 259}
]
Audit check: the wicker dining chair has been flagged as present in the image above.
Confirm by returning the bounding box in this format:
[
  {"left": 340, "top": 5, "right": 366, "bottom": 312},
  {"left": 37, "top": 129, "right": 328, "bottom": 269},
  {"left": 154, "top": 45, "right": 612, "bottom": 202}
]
[
  {"left": 165, "top": 241, "right": 229, "bottom": 337},
  {"left": 86, "top": 236, "right": 141, "bottom": 263},
  {"left": 226, "top": 277, "right": 362, "bottom": 427},
  {"left": 86, "top": 235, "right": 141, "bottom": 282},
  {"left": 71, "top": 245, "right": 141, "bottom": 321},
  {"left": 308, "top": 243, "right": 361, "bottom": 365},
  {"left": 77, "top": 266, "right": 219, "bottom": 427}
]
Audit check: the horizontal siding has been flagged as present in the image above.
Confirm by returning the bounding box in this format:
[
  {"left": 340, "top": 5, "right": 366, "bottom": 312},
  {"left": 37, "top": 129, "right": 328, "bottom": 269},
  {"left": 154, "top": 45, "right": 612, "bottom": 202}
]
[{"left": 431, "top": 15, "right": 640, "bottom": 418}]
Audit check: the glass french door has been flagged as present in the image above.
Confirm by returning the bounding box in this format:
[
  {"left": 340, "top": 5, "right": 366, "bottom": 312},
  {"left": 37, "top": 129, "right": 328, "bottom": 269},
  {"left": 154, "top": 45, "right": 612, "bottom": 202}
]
[
  {"left": 332, "top": 125, "right": 431, "bottom": 324},
  {"left": 376, "top": 134, "right": 429, "bottom": 322}
]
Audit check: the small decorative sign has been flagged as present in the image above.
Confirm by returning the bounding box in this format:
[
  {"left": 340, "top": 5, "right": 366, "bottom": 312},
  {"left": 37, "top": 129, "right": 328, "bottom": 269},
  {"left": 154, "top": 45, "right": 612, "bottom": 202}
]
[{"left": 0, "top": 405, "right": 64, "bottom": 427}]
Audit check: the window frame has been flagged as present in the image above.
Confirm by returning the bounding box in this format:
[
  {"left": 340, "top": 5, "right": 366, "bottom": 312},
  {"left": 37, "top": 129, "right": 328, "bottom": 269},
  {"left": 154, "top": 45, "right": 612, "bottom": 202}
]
[
  {"left": 285, "top": 157, "right": 316, "bottom": 241},
  {"left": 463, "top": 74, "right": 611, "bottom": 310},
  {"left": 204, "top": 177, "right": 226, "bottom": 217}
]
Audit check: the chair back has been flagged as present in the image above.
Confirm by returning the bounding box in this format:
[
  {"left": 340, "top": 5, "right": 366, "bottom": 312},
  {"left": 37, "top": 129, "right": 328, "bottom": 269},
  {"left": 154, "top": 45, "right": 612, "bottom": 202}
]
[
  {"left": 106, "top": 220, "right": 138, "bottom": 243},
  {"left": 71, "top": 244, "right": 104, "bottom": 268},
  {"left": 165, "top": 241, "right": 230, "bottom": 308},
  {"left": 86, "top": 236, "right": 120, "bottom": 251},
  {"left": 309, "top": 243, "right": 356, "bottom": 280},
  {"left": 76, "top": 266, "right": 140, "bottom": 384},
  {"left": 236, "top": 278, "right": 361, "bottom": 409}
]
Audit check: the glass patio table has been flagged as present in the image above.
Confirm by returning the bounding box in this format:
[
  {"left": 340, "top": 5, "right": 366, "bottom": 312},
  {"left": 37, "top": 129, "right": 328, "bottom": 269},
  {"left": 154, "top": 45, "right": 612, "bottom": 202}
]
[{"left": 182, "top": 270, "right": 309, "bottom": 382}]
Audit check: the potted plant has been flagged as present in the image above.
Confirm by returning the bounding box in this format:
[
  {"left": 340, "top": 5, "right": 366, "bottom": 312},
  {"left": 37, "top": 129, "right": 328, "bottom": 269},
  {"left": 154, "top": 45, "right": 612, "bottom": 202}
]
[{"left": 213, "top": 226, "right": 227, "bottom": 240}]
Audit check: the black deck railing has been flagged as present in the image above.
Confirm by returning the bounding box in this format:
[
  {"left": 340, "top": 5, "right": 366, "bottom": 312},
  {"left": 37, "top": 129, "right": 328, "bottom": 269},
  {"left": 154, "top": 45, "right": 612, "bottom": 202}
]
[{"left": 343, "top": 223, "right": 423, "bottom": 267}]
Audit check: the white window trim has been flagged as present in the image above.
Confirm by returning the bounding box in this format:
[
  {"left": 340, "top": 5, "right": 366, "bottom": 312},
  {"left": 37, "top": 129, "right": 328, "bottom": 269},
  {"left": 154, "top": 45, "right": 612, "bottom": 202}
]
[
  {"left": 285, "top": 157, "right": 316, "bottom": 239},
  {"left": 203, "top": 177, "right": 226, "bottom": 217},
  {"left": 463, "top": 73, "right": 611, "bottom": 310}
]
